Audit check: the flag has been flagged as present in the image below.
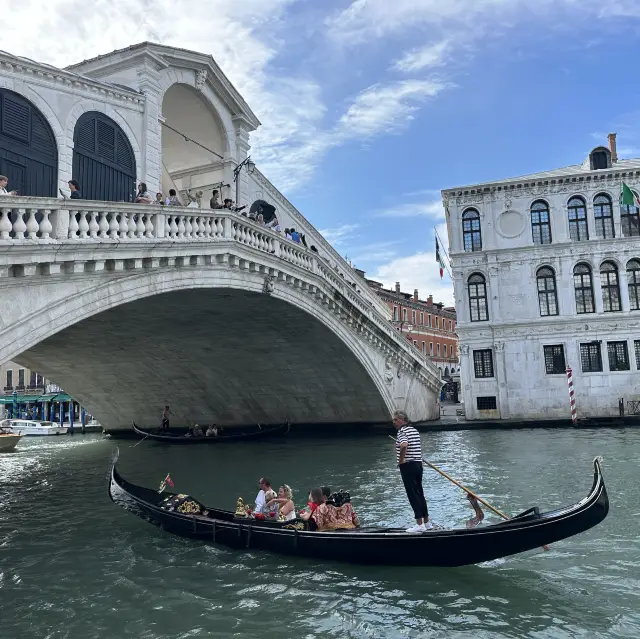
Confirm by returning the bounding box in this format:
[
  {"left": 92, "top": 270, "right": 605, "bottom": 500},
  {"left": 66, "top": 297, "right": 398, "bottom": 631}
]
[
  {"left": 158, "top": 473, "right": 174, "bottom": 493},
  {"left": 621, "top": 182, "right": 640, "bottom": 208},
  {"left": 435, "top": 237, "right": 445, "bottom": 279}
]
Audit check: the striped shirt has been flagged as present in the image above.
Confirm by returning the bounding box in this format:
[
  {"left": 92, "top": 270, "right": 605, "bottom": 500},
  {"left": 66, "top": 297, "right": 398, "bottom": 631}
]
[{"left": 396, "top": 425, "right": 422, "bottom": 464}]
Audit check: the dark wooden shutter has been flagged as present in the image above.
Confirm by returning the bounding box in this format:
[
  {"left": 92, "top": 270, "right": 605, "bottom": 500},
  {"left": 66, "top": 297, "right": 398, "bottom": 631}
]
[{"left": 1, "top": 94, "right": 30, "bottom": 143}]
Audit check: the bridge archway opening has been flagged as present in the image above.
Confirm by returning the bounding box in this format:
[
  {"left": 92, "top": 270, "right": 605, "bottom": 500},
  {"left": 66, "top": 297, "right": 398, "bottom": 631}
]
[
  {"left": 161, "top": 83, "right": 228, "bottom": 206},
  {"left": 15, "top": 288, "right": 391, "bottom": 431},
  {"left": 0, "top": 88, "right": 57, "bottom": 197},
  {"left": 72, "top": 111, "right": 136, "bottom": 202}
]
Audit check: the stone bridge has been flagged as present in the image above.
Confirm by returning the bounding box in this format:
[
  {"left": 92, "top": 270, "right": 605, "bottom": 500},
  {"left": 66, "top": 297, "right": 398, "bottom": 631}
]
[{"left": 0, "top": 197, "right": 441, "bottom": 430}]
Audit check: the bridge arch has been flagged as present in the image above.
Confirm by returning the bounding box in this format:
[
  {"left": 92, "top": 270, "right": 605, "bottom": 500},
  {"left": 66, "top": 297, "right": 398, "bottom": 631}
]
[{"left": 9, "top": 268, "right": 395, "bottom": 430}]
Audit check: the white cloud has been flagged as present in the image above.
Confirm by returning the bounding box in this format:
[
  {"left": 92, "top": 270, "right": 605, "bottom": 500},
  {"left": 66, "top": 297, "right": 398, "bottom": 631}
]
[
  {"left": 337, "top": 80, "right": 450, "bottom": 139},
  {"left": 326, "top": 0, "right": 640, "bottom": 44},
  {"left": 319, "top": 223, "right": 360, "bottom": 246},
  {"left": 376, "top": 200, "right": 444, "bottom": 218},
  {"left": 393, "top": 40, "right": 451, "bottom": 73}
]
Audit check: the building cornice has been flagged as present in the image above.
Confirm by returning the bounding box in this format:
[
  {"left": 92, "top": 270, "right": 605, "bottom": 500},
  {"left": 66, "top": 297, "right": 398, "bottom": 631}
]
[
  {"left": 0, "top": 52, "right": 145, "bottom": 109},
  {"left": 442, "top": 167, "right": 640, "bottom": 202}
]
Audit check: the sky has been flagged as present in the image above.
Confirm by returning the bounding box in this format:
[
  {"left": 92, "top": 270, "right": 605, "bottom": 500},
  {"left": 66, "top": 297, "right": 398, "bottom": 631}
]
[{"left": 5, "top": 0, "right": 640, "bottom": 305}]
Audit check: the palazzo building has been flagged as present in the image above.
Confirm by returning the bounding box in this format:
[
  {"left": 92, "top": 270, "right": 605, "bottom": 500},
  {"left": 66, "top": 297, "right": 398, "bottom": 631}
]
[
  {"left": 444, "top": 134, "right": 640, "bottom": 421},
  {"left": 356, "top": 270, "right": 459, "bottom": 378}
]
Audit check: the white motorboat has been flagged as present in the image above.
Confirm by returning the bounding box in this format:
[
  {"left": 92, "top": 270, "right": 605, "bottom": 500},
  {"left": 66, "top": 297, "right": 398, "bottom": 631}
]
[{"left": 0, "top": 419, "right": 68, "bottom": 436}]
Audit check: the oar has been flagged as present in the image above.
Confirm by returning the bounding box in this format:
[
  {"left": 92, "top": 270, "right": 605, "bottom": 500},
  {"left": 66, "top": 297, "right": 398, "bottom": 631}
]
[
  {"left": 388, "top": 435, "right": 549, "bottom": 550},
  {"left": 131, "top": 432, "right": 150, "bottom": 448}
]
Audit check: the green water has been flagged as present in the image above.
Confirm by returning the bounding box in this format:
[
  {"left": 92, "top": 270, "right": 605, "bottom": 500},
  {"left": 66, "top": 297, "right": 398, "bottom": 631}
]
[{"left": 0, "top": 428, "right": 635, "bottom": 638}]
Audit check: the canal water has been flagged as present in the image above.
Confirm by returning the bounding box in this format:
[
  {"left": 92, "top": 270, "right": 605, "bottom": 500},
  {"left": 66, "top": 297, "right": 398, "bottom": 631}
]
[{"left": 0, "top": 428, "right": 636, "bottom": 638}]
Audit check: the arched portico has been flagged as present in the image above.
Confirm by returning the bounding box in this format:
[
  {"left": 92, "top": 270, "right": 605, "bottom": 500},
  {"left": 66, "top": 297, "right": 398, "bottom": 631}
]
[{"left": 161, "top": 81, "right": 231, "bottom": 206}]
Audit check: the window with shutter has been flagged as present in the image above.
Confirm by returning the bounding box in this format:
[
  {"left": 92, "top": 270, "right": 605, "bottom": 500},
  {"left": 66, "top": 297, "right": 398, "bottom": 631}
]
[
  {"left": 1, "top": 94, "right": 30, "bottom": 143},
  {"left": 97, "top": 119, "right": 116, "bottom": 161},
  {"left": 116, "top": 131, "right": 134, "bottom": 172},
  {"left": 76, "top": 118, "right": 95, "bottom": 153}
]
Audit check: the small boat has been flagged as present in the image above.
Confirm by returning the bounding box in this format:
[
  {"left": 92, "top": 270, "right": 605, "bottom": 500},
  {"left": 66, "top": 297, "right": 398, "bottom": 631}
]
[
  {"left": 108, "top": 454, "right": 609, "bottom": 567},
  {"left": 132, "top": 421, "right": 290, "bottom": 444},
  {"left": 0, "top": 419, "right": 68, "bottom": 436},
  {"left": 0, "top": 429, "right": 22, "bottom": 452}
]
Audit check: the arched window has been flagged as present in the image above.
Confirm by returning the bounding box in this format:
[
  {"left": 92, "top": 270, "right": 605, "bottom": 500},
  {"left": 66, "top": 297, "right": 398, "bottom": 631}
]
[
  {"left": 73, "top": 112, "right": 136, "bottom": 202},
  {"left": 462, "top": 209, "right": 482, "bottom": 252},
  {"left": 593, "top": 193, "right": 614, "bottom": 239},
  {"left": 468, "top": 273, "right": 489, "bottom": 322},
  {"left": 601, "top": 261, "right": 621, "bottom": 312},
  {"left": 531, "top": 200, "right": 552, "bottom": 245},
  {"left": 573, "top": 263, "right": 594, "bottom": 314},
  {"left": 621, "top": 190, "right": 640, "bottom": 237},
  {"left": 537, "top": 267, "right": 558, "bottom": 316},
  {"left": 567, "top": 196, "right": 589, "bottom": 241},
  {"left": 0, "top": 89, "right": 58, "bottom": 197},
  {"left": 627, "top": 259, "right": 640, "bottom": 311}
]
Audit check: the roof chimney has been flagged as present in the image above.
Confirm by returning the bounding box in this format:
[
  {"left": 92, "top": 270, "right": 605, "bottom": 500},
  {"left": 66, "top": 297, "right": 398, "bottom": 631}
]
[
  {"left": 413, "top": 289, "right": 419, "bottom": 302},
  {"left": 395, "top": 282, "right": 400, "bottom": 293},
  {"left": 608, "top": 133, "right": 618, "bottom": 163},
  {"left": 427, "top": 295, "right": 433, "bottom": 307}
]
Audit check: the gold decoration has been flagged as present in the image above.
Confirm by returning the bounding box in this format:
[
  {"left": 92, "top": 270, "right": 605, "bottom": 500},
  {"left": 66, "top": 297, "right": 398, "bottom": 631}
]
[
  {"left": 177, "top": 500, "right": 202, "bottom": 514},
  {"left": 235, "top": 497, "right": 247, "bottom": 517},
  {"left": 283, "top": 522, "right": 305, "bottom": 531}
]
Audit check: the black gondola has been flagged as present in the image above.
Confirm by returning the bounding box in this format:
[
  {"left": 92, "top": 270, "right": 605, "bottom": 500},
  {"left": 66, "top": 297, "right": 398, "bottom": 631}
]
[
  {"left": 132, "top": 421, "right": 289, "bottom": 444},
  {"left": 108, "top": 454, "right": 609, "bottom": 567}
]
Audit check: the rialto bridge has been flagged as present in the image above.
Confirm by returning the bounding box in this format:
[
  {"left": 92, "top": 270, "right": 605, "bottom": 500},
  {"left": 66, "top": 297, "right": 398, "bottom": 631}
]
[{"left": 0, "top": 43, "right": 441, "bottom": 430}]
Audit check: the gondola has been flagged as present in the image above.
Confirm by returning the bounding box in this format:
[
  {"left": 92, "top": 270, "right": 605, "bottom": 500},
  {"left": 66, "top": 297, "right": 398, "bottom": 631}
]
[
  {"left": 131, "top": 421, "right": 289, "bottom": 444},
  {"left": 108, "top": 453, "right": 609, "bottom": 567}
]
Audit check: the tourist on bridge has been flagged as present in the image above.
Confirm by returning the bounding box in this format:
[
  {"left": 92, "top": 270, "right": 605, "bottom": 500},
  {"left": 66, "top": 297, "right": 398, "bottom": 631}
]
[
  {"left": 393, "top": 410, "right": 432, "bottom": 532},
  {"left": 135, "top": 183, "right": 153, "bottom": 204},
  {"left": 165, "top": 189, "right": 180, "bottom": 206},
  {"left": 210, "top": 189, "right": 222, "bottom": 209},
  {"left": 68, "top": 180, "right": 82, "bottom": 199},
  {"left": 0, "top": 175, "right": 16, "bottom": 195}
]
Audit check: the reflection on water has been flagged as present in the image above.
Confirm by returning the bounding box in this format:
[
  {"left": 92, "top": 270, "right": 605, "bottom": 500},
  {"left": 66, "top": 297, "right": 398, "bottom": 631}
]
[{"left": 0, "top": 428, "right": 637, "bottom": 638}]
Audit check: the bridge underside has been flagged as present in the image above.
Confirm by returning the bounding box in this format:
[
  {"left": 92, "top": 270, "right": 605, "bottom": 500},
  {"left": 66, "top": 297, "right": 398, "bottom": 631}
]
[{"left": 15, "top": 289, "right": 391, "bottom": 430}]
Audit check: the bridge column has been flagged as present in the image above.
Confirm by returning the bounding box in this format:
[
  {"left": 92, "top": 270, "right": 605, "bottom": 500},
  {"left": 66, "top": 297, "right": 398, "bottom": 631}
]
[{"left": 69, "top": 401, "right": 74, "bottom": 434}]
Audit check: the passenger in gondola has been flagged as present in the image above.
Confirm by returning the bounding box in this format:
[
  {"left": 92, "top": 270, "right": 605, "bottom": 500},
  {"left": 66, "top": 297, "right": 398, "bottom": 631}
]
[
  {"left": 192, "top": 424, "right": 204, "bottom": 437},
  {"left": 263, "top": 490, "right": 279, "bottom": 519},
  {"left": 299, "top": 488, "right": 324, "bottom": 530},
  {"left": 255, "top": 477, "right": 272, "bottom": 514},
  {"left": 206, "top": 424, "right": 218, "bottom": 437},
  {"left": 266, "top": 485, "right": 296, "bottom": 521},
  {"left": 321, "top": 486, "right": 331, "bottom": 503}
]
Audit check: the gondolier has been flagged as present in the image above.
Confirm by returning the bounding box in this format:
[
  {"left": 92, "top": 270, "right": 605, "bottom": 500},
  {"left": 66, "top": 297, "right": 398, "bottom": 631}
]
[{"left": 393, "top": 410, "right": 431, "bottom": 532}]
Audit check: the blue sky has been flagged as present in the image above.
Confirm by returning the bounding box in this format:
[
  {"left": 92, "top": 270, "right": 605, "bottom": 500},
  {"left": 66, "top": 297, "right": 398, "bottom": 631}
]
[{"left": 7, "top": 0, "right": 640, "bottom": 304}]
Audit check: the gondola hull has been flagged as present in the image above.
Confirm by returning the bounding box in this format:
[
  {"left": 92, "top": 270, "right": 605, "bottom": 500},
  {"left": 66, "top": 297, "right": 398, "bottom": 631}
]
[
  {"left": 109, "top": 457, "right": 608, "bottom": 567},
  {"left": 132, "top": 422, "right": 289, "bottom": 444}
]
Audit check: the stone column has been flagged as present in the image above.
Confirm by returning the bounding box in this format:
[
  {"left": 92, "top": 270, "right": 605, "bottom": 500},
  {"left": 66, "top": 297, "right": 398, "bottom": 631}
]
[
  {"left": 493, "top": 340, "right": 510, "bottom": 419},
  {"left": 233, "top": 117, "right": 252, "bottom": 207},
  {"left": 459, "top": 344, "right": 475, "bottom": 419},
  {"left": 488, "top": 265, "right": 501, "bottom": 322},
  {"left": 593, "top": 269, "right": 604, "bottom": 314},
  {"left": 137, "top": 63, "right": 164, "bottom": 195},
  {"left": 619, "top": 267, "right": 630, "bottom": 312}
]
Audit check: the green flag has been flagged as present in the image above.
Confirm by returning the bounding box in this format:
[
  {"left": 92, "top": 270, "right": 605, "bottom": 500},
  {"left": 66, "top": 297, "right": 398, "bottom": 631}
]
[{"left": 621, "top": 182, "right": 639, "bottom": 208}]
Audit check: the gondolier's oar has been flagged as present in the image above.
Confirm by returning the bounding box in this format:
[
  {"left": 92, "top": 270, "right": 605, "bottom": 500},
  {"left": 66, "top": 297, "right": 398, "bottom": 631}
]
[{"left": 387, "top": 435, "right": 549, "bottom": 549}]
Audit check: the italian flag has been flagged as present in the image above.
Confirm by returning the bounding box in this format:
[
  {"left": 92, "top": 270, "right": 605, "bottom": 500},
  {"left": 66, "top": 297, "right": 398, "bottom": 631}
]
[
  {"left": 435, "top": 237, "right": 445, "bottom": 279},
  {"left": 621, "top": 182, "right": 640, "bottom": 208}
]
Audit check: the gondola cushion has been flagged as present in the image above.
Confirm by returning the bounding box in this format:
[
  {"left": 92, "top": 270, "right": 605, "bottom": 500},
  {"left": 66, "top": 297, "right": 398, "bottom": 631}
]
[{"left": 160, "top": 493, "right": 206, "bottom": 515}]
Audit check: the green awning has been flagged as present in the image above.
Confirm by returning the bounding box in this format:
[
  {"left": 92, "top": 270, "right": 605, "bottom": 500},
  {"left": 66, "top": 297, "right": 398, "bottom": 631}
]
[{"left": 0, "top": 393, "right": 74, "bottom": 404}]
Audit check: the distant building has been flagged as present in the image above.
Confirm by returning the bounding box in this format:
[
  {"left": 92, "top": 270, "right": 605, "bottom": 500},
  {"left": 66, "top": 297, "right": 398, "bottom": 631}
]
[
  {"left": 443, "top": 133, "right": 640, "bottom": 421},
  {"left": 355, "top": 270, "right": 459, "bottom": 378},
  {"left": 0, "top": 360, "right": 82, "bottom": 423}
]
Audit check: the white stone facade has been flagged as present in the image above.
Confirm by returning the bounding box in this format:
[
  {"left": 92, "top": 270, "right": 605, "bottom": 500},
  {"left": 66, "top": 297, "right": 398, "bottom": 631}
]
[{"left": 443, "top": 142, "right": 640, "bottom": 421}]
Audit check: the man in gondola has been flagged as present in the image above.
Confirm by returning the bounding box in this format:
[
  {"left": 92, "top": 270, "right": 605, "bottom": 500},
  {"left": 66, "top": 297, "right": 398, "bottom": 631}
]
[
  {"left": 161, "top": 405, "right": 173, "bottom": 432},
  {"left": 393, "top": 410, "right": 432, "bottom": 532}
]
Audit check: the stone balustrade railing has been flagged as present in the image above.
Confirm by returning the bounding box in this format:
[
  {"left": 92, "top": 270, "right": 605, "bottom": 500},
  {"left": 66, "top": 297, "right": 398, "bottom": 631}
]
[{"left": 0, "top": 196, "right": 432, "bottom": 375}]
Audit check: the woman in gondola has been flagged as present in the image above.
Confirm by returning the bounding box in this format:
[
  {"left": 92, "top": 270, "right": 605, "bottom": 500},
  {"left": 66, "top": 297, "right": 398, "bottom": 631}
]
[
  {"left": 299, "top": 488, "right": 324, "bottom": 530},
  {"left": 266, "top": 485, "right": 296, "bottom": 521}
]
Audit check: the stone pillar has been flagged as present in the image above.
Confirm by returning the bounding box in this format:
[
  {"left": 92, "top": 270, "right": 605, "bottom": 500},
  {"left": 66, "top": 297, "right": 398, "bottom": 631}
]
[
  {"left": 593, "top": 269, "right": 604, "bottom": 314},
  {"left": 619, "top": 267, "right": 630, "bottom": 312},
  {"left": 69, "top": 400, "right": 74, "bottom": 434},
  {"left": 233, "top": 117, "right": 252, "bottom": 207},
  {"left": 493, "top": 341, "right": 510, "bottom": 419},
  {"left": 137, "top": 63, "right": 163, "bottom": 194},
  {"left": 459, "top": 344, "right": 475, "bottom": 419},
  {"left": 488, "top": 265, "right": 501, "bottom": 322}
]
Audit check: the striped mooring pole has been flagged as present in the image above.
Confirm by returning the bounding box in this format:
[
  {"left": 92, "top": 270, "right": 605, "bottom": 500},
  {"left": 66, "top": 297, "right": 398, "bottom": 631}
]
[{"left": 566, "top": 366, "right": 577, "bottom": 425}]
